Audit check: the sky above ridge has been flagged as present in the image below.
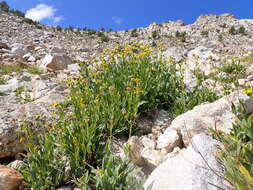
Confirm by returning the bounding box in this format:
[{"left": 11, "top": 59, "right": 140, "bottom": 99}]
[{"left": 4, "top": 0, "right": 253, "bottom": 31}]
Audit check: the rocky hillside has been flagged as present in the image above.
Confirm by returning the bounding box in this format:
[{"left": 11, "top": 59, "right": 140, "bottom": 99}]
[
  {"left": 1, "top": 7, "right": 253, "bottom": 190},
  {"left": 1, "top": 10, "right": 253, "bottom": 63}
]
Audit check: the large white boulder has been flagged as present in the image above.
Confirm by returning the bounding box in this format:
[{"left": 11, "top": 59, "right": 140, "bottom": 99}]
[
  {"left": 10, "top": 43, "right": 28, "bottom": 57},
  {"left": 156, "top": 128, "right": 181, "bottom": 153},
  {"left": 186, "top": 46, "right": 220, "bottom": 76},
  {"left": 0, "top": 81, "right": 67, "bottom": 158},
  {"left": 0, "top": 77, "right": 19, "bottom": 93},
  {"left": 163, "top": 47, "right": 186, "bottom": 62},
  {"left": 170, "top": 91, "right": 253, "bottom": 145},
  {"left": 144, "top": 133, "right": 232, "bottom": 190},
  {"left": 41, "top": 54, "right": 72, "bottom": 71}
]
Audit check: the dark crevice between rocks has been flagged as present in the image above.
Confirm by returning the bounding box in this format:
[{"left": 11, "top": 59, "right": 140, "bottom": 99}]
[{"left": 0, "top": 156, "right": 16, "bottom": 165}]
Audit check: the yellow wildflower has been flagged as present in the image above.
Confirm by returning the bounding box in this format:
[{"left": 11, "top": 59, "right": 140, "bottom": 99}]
[
  {"left": 51, "top": 102, "right": 61, "bottom": 107},
  {"left": 243, "top": 88, "right": 253, "bottom": 95},
  {"left": 131, "top": 78, "right": 140, "bottom": 83},
  {"left": 97, "top": 169, "right": 104, "bottom": 174}
]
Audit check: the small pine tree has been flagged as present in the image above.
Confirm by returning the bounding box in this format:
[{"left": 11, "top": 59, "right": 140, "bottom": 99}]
[
  {"left": 56, "top": 25, "right": 62, "bottom": 31},
  {"left": 201, "top": 31, "right": 209, "bottom": 37},
  {"left": 175, "top": 31, "right": 187, "bottom": 42},
  {"left": 151, "top": 41, "right": 157, "bottom": 47},
  {"left": 23, "top": 18, "right": 39, "bottom": 26},
  {"left": 97, "top": 31, "right": 104, "bottom": 37},
  {"left": 152, "top": 30, "right": 159, "bottom": 39},
  {"left": 100, "top": 34, "right": 109, "bottom": 42},
  {"left": 12, "top": 10, "right": 25, "bottom": 17},
  {"left": 229, "top": 26, "right": 236, "bottom": 35},
  {"left": 218, "top": 34, "right": 223, "bottom": 42},
  {"left": 88, "top": 29, "right": 96, "bottom": 35},
  {"left": 238, "top": 26, "right": 246, "bottom": 34},
  {"left": 68, "top": 26, "right": 74, "bottom": 32},
  {"left": 175, "top": 31, "right": 180, "bottom": 38},
  {"left": 0, "top": 1, "right": 9, "bottom": 12}
]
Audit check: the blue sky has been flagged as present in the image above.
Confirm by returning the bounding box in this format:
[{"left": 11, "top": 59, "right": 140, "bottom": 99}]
[{"left": 5, "top": 0, "right": 253, "bottom": 31}]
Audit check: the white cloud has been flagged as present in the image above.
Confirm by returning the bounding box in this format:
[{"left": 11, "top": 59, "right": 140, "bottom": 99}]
[
  {"left": 25, "top": 4, "right": 63, "bottom": 24},
  {"left": 53, "top": 16, "right": 63, "bottom": 23},
  {"left": 112, "top": 16, "right": 123, "bottom": 25}
]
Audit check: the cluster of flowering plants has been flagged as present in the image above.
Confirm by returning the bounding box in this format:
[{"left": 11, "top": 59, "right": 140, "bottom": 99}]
[
  {"left": 21, "top": 43, "right": 218, "bottom": 190},
  {"left": 212, "top": 89, "right": 253, "bottom": 190}
]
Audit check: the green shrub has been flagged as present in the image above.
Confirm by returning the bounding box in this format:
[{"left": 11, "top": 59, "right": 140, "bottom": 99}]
[
  {"left": 175, "top": 31, "right": 180, "bottom": 38},
  {"left": 97, "top": 31, "right": 104, "bottom": 37},
  {"left": 89, "top": 152, "right": 142, "bottom": 190},
  {"left": 98, "top": 32, "right": 109, "bottom": 42},
  {"left": 101, "top": 35, "right": 110, "bottom": 42},
  {"left": 151, "top": 41, "right": 157, "bottom": 47},
  {"left": 22, "top": 44, "right": 219, "bottom": 189},
  {"left": 15, "top": 86, "right": 25, "bottom": 97},
  {"left": 0, "top": 65, "right": 43, "bottom": 76},
  {"left": 171, "top": 87, "right": 218, "bottom": 116},
  {"left": 229, "top": 26, "right": 236, "bottom": 35},
  {"left": 229, "top": 26, "right": 246, "bottom": 35},
  {"left": 201, "top": 31, "right": 209, "bottom": 37},
  {"left": 87, "top": 29, "right": 97, "bottom": 35},
  {"left": 0, "top": 1, "right": 9, "bottom": 12},
  {"left": 68, "top": 26, "right": 74, "bottom": 31},
  {"left": 11, "top": 10, "right": 25, "bottom": 17},
  {"left": 35, "top": 24, "right": 43, "bottom": 29},
  {"left": 218, "top": 34, "right": 223, "bottom": 41},
  {"left": 23, "top": 18, "right": 39, "bottom": 26},
  {"left": 27, "top": 67, "right": 43, "bottom": 75},
  {"left": 152, "top": 31, "right": 159, "bottom": 39},
  {"left": 0, "top": 65, "right": 23, "bottom": 75},
  {"left": 212, "top": 93, "right": 253, "bottom": 190},
  {"left": 0, "top": 76, "right": 6, "bottom": 85},
  {"left": 238, "top": 26, "right": 246, "bottom": 34},
  {"left": 216, "top": 61, "right": 246, "bottom": 85},
  {"left": 240, "top": 53, "right": 253, "bottom": 63},
  {"left": 219, "top": 61, "right": 245, "bottom": 75},
  {"left": 175, "top": 31, "right": 186, "bottom": 42},
  {"left": 0, "top": 91, "right": 7, "bottom": 96},
  {"left": 56, "top": 25, "right": 62, "bottom": 31},
  {"left": 21, "top": 124, "right": 66, "bottom": 189}
]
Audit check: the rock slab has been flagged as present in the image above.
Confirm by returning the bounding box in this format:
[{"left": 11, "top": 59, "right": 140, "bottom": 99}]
[
  {"left": 144, "top": 133, "right": 231, "bottom": 190},
  {"left": 170, "top": 91, "right": 253, "bottom": 145},
  {"left": 0, "top": 165, "right": 23, "bottom": 190}
]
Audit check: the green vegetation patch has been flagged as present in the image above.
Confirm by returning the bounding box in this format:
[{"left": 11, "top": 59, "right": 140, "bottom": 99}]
[
  {"left": 0, "top": 76, "right": 6, "bottom": 85},
  {"left": 0, "top": 65, "right": 23, "bottom": 75},
  {"left": 21, "top": 44, "right": 219, "bottom": 190},
  {"left": 212, "top": 90, "right": 253, "bottom": 190},
  {"left": 240, "top": 53, "right": 253, "bottom": 63},
  {"left": 0, "top": 91, "right": 7, "bottom": 96},
  {"left": 0, "top": 64, "right": 43, "bottom": 76}
]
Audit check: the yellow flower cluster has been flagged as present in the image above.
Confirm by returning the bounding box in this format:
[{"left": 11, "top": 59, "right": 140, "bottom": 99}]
[
  {"left": 243, "top": 88, "right": 253, "bottom": 95},
  {"left": 92, "top": 43, "right": 166, "bottom": 67},
  {"left": 51, "top": 101, "right": 61, "bottom": 107}
]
